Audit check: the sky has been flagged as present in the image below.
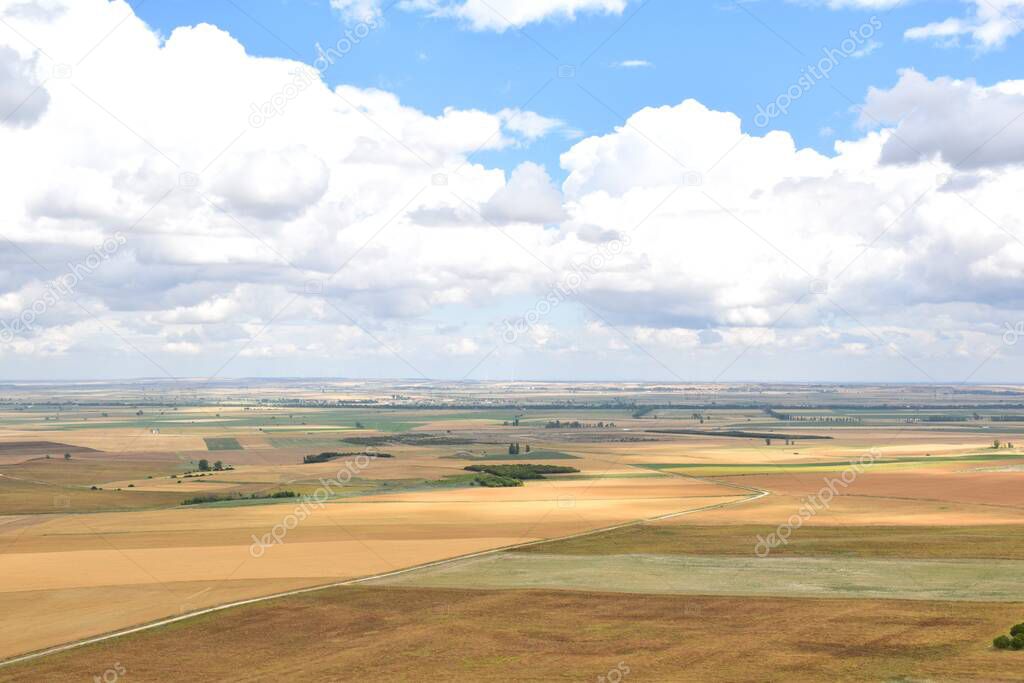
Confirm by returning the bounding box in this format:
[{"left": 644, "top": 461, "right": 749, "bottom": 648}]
[{"left": 1, "top": 0, "right": 1023, "bottom": 383}]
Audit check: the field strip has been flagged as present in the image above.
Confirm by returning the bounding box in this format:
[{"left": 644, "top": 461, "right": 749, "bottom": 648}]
[
  {"left": 377, "top": 552, "right": 1024, "bottom": 603},
  {"left": 0, "top": 475, "right": 768, "bottom": 669}
]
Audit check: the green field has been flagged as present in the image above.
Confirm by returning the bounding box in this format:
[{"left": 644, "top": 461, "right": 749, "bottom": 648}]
[
  {"left": 376, "top": 552, "right": 1024, "bottom": 602},
  {"left": 203, "top": 437, "right": 242, "bottom": 451}
]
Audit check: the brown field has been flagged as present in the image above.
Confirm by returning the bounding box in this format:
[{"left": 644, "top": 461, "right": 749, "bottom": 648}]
[
  {"left": 728, "top": 468, "right": 1024, "bottom": 509},
  {"left": 669, "top": 486, "right": 1024, "bottom": 525},
  {"left": 3, "top": 586, "right": 1023, "bottom": 682}
]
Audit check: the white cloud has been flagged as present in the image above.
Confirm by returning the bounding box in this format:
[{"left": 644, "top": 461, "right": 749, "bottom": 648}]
[
  {"left": 483, "top": 161, "right": 567, "bottom": 225},
  {"left": 802, "top": 0, "right": 1024, "bottom": 50},
  {"left": 398, "top": 0, "right": 629, "bottom": 31},
  {"left": 613, "top": 59, "right": 653, "bottom": 68},
  {"left": 850, "top": 38, "right": 881, "bottom": 57},
  {"left": 860, "top": 69, "right": 1024, "bottom": 169},
  {"left": 816, "top": 0, "right": 906, "bottom": 7},
  {"left": 330, "top": 0, "right": 382, "bottom": 23},
  {"left": 0, "top": 45, "right": 49, "bottom": 128},
  {"left": 498, "top": 108, "right": 564, "bottom": 141},
  {"left": 905, "top": 0, "right": 1024, "bottom": 49}
]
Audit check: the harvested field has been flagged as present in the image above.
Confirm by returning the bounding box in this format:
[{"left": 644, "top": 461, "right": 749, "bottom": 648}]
[
  {"left": 728, "top": 469, "right": 1024, "bottom": 509},
  {"left": 669, "top": 487, "right": 1024, "bottom": 526},
  {"left": 0, "top": 441, "right": 97, "bottom": 455},
  {"left": 3, "top": 587, "right": 1023, "bottom": 682}
]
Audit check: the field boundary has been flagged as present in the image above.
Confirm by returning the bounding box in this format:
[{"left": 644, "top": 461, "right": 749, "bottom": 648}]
[{"left": 0, "top": 473, "right": 768, "bottom": 669}]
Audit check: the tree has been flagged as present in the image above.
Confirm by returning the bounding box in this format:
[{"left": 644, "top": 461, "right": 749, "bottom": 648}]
[
  {"left": 765, "top": 438, "right": 772, "bottom": 446},
  {"left": 994, "top": 440, "right": 1002, "bottom": 449},
  {"left": 994, "top": 635, "right": 1012, "bottom": 650},
  {"left": 1011, "top": 623, "right": 1024, "bottom": 636},
  {"left": 525, "top": 444, "right": 531, "bottom": 453},
  {"left": 63, "top": 452, "right": 71, "bottom": 460},
  {"left": 197, "top": 459, "right": 210, "bottom": 471},
  {"left": 213, "top": 460, "right": 224, "bottom": 471},
  {"left": 1012, "top": 634, "right": 1024, "bottom": 651}
]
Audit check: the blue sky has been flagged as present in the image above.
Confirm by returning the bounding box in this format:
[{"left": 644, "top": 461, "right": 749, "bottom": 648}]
[{"left": 135, "top": 0, "right": 1024, "bottom": 177}]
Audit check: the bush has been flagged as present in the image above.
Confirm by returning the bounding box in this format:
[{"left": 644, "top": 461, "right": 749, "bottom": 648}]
[
  {"left": 1010, "top": 623, "right": 1024, "bottom": 636},
  {"left": 994, "top": 635, "right": 1012, "bottom": 650},
  {"left": 1012, "top": 635, "right": 1024, "bottom": 651}
]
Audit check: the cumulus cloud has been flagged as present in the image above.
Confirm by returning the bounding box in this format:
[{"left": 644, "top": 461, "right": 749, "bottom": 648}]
[
  {"left": 482, "top": 162, "right": 567, "bottom": 225},
  {"left": 860, "top": 69, "right": 1024, "bottom": 169},
  {"left": 211, "top": 148, "right": 330, "bottom": 220},
  {"left": 0, "top": 45, "right": 50, "bottom": 128}
]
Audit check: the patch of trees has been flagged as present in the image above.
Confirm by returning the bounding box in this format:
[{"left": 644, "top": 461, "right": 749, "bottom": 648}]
[
  {"left": 195, "top": 459, "right": 232, "bottom": 472},
  {"left": 764, "top": 407, "right": 862, "bottom": 424},
  {"left": 647, "top": 429, "right": 832, "bottom": 440},
  {"left": 302, "top": 451, "right": 394, "bottom": 464},
  {"left": 344, "top": 434, "right": 477, "bottom": 447},
  {"left": 506, "top": 442, "right": 531, "bottom": 455},
  {"left": 464, "top": 464, "right": 579, "bottom": 481},
  {"left": 993, "top": 622, "right": 1024, "bottom": 650},
  {"left": 545, "top": 420, "right": 616, "bottom": 429},
  {"left": 181, "top": 490, "right": 297, "bottom": 506}
]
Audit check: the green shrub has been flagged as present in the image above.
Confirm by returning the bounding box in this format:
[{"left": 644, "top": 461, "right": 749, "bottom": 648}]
[
  {"left": 1010, "top": 623, "right": 1024, "bottom": 636},
  {"left": 1012, "top": 635, "right": 1024, "bottom": 651},
  {"left": 994, "top": 635, "right": 1012, "bottom": 650}
]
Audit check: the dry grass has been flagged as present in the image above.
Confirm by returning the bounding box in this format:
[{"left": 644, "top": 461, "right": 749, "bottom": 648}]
[{"left": 4, "top": 586, "right": 1023, "bottom": 682}]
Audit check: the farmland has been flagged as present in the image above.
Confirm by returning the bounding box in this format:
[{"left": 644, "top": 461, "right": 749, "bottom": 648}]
[{"left": 2, "top": 380, "right": 1024, "bottom": 680}]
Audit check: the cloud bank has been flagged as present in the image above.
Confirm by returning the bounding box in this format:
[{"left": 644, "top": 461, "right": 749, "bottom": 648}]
[{"left": 0, "top": 0, "right": 1022, "bottom": 381}]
